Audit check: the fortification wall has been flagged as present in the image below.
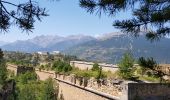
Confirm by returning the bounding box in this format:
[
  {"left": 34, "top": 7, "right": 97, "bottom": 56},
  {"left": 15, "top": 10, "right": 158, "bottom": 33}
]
[
  {"left": 121, "top": 83, "right": 170, "bottom": 100},
  {"left": 35, "top": 69, "right": 55, "bottom": 81},
  {"left": 7, "top": 64, "right": 17, "bottom": 75},
  {"left": 7, "top": 64, "right": 120, "bottom": 100},
  {"left": 17, "top": 66, "right": 34, "bottom": 74},
  {"left": 56, "top": 74, "right": 121, "bottom": 100},
  {"left": 8, "top": 64, "right": 170, "bottom": 100},
  {"left": 70, "top": 61, "right": 118, "bottom": 73},
  {"left": 7, "top": 64, "right": 55, "bottom": 81},
  {"left": 58, "top": 81, "right": 112, "bottom": 100}
]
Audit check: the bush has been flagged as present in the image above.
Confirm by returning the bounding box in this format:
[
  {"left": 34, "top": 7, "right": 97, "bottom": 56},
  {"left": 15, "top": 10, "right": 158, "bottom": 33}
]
[
  {"left": 40, "top": 65, "right": 45, "bottom": 70},
  {"left": 96, "top": 67, "right": 107, "bottom": 79},
  {"left": 16, "top": 77, "right": 57, "bottom": 100},
  {"left": 17, "top": 72, "right": 37, "bottom": 84},
  {"left": 52, "top": 60, "right": 72, "bottom": 73},
  {"left": 71, "top": 67, "right": 106, "bottom": 79},
  {"left": 92, "top": 63, "right": 100, "bottom": 71}
]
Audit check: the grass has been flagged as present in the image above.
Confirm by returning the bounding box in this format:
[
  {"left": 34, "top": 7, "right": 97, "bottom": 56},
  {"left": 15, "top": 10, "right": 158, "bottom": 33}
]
[
  {"left": 139, "top": 75, "right": 160, "bottom": 82},
  {"left": 134, "top": 66, "right": 160, "bottom": 82},
  {"left": 60, "top": 67, "right": 118, "bottom": 79},
  {"left": 70, "top": 67, "right": 101, "bottom": 78}
]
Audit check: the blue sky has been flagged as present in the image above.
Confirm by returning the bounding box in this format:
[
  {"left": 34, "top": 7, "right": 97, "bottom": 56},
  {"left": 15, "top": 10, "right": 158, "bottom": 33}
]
[{"left": 0, "top": 0, "right": 131, "bottom": 42}]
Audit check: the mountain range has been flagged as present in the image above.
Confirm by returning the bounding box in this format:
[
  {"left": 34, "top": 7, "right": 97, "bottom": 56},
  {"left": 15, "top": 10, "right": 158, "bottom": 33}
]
[
  {"left": 0, "top": 41, "right": 9, "bottom": 46},
  {"left": 1, "top": 33, "right": 170, "bottom": 64},
  {"left": 64, "top": 33, "right": 170, "bottom": 64},
  {"left": 1, "top": 35, "right": 95, "bottom": 52}
]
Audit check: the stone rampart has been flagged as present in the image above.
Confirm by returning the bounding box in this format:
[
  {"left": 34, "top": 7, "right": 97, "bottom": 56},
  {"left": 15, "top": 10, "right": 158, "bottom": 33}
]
[
  {"left": 35, "top": 69, "right": 55, "bottom": 81},
  {"left": 17, "top": 66, "right": 34, "bottom": 75},
  {"left": 8, "top": 64, "right": 170, "bottom": 100},
  {"left": 56, "top": 73, "right": 121, "bottom": 100},
  {"left": 70, "top": 61, "right": 118, "bottom": 73},
  {"left": 121, "top": 83, "right": 170, "bottom": 100}
]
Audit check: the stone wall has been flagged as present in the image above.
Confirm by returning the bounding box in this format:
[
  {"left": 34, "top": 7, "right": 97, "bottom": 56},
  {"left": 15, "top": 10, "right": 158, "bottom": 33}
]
[
  {"left": 7, "top": 64, "right": 34, "bottom": 75},
  {"left": 58, "top": 80, "right": 112, "bottom": 100},
  {"left": 70, "top": 61, "right": 118, "bottom": 73},
  {"left": 7, "top": 64, "right": 170, "bottom": 100},
  {"left": 56, "top": 73, "right": 121, "bottom": 100},
  {"left": 7, "top": 64, "right": 17, "bottom": 75},
  {"left": 35, "top": 69, "right": 55, "bottom": 81},
  {"left": 17, "top": 66, "right": 34, "bottom": 75},
  {"left": 122, "top": 83, "right": 170, "bottom": 100},
  {"left": 7, "top": 64, "right": 55, "bottom": 81}
]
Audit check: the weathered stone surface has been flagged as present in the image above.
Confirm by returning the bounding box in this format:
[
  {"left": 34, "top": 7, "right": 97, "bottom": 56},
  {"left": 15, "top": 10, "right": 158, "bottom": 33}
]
[
  {"left": 56, "top": 74, "right": 123, "bottom": 97},
  {"left": 122, "top": 83, "right": 170, "bottom": 100}
]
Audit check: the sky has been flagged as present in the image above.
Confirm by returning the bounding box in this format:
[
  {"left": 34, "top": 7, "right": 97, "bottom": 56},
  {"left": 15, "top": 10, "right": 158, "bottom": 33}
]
[{"left": 0, "top": 0, "right": 132, "bottom": 42}]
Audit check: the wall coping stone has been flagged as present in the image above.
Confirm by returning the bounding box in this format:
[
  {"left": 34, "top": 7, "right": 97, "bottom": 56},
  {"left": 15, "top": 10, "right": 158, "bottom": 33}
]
[{"left": 55, "top": 78, "right": 120, "bottom": 100}]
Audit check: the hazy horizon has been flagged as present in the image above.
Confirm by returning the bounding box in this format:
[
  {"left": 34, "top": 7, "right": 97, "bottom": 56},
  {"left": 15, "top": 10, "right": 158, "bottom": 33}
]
[{"left": 1, "top": 32, "right": 123, "bottom": 43}]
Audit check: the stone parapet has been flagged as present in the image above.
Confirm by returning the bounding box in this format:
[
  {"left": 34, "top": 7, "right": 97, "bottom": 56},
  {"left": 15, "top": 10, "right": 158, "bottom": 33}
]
[
  {"left": 55, "top": 73, "right": 123, "bottom": 98},
  {"left": 70, "top": 61, "right": 118, "bottom": 73}
]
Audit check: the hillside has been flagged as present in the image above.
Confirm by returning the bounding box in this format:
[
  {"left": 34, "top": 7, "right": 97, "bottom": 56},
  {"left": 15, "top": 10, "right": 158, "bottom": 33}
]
[
  {"left": 63, "top": 34, "right": 170, "bottom": 64},
  {"left": 1, "top": 33, "right": 170, "bottom": 64}
]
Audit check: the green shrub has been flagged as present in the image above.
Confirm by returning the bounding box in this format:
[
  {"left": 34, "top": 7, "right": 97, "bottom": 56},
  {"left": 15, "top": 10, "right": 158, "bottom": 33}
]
[
  {"left": 92, "top": 63, "right": 100, "bottom": 71},
  {"left": 16, "top": 72, "right": 37, "bottom": 84},
  {"left": 52, "top": 60, "right": 72, "bottom": 73},
  {"left": 40, "top": 65, "right": 45, "bottom": 70},
  {"left": 16, "top": 77, "right": 57, "bottom": 100}
]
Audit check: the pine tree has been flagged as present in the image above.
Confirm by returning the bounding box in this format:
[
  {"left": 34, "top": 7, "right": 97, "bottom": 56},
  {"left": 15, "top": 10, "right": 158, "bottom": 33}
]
[
  {"left": 0, "top": 0, "right": 48, "bottom": 32},
  {"left": 43, "top": 78, "right": 56, "bottom": 100},
  {"left": 0, "top": 48, "right": 7, "bottom": 85},
  {"left": 118, "top": 52, "right": 135, "bottom": 79},
  {"left": 80, "top": 0, "right": 170, "bottom": 41},
  {"left": 138, "top": 57, "right": 165, "bottom": 83}
]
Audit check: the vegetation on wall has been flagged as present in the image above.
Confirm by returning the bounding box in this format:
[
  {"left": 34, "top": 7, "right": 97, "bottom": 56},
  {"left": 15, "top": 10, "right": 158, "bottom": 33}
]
[{"left": 70, "top": 66, "right": 107, "bottom": 79}]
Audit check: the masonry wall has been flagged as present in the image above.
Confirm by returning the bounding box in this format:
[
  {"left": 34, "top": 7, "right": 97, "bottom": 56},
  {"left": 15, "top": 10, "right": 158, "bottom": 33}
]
[
  {"left": 72, "top": 62, "right": 93, "bottom": 70},
  {"left": 7, "top": 64, "right": 17, "bottom": 75},
  {"left": 35, "top": 69, "right": 55, "bottom": 81},
  {"left": 122, "top": 83, "right": 170, "bottom": 100},
  {"left": 7, "top": 64, "right": 170, "bottom": 100},
  {"left": 55, "top": 74, "right": 120, "bottom": 100},
  {"left": 7, "top": 64, "right": 119, "bottom": 100},
  {"left": 57, "top": 80, "right": 111, "bottom": 100},
  {"left": 70, "top": 61, "right": 118, "bottom": 73},
  {"left": 17, "top": 66, "right": 34, "bottom": 75}
]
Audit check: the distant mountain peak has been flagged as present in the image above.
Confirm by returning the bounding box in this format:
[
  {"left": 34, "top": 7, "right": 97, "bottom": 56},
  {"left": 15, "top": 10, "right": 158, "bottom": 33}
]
[
  {"left": 0, "top": 34, "right": 96, "bottom": 52},
  {"left": 28, "top": 35, "right": 65, "bottom": 47},
  {"left": 67, "top": 34, "right": 95, "bottom": 40},
  {"left": 0, "top": 41, "right": 9, "bottom": 46},
  {"left": 97, "top": 32, "right": 125, "bottom": 40}
]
